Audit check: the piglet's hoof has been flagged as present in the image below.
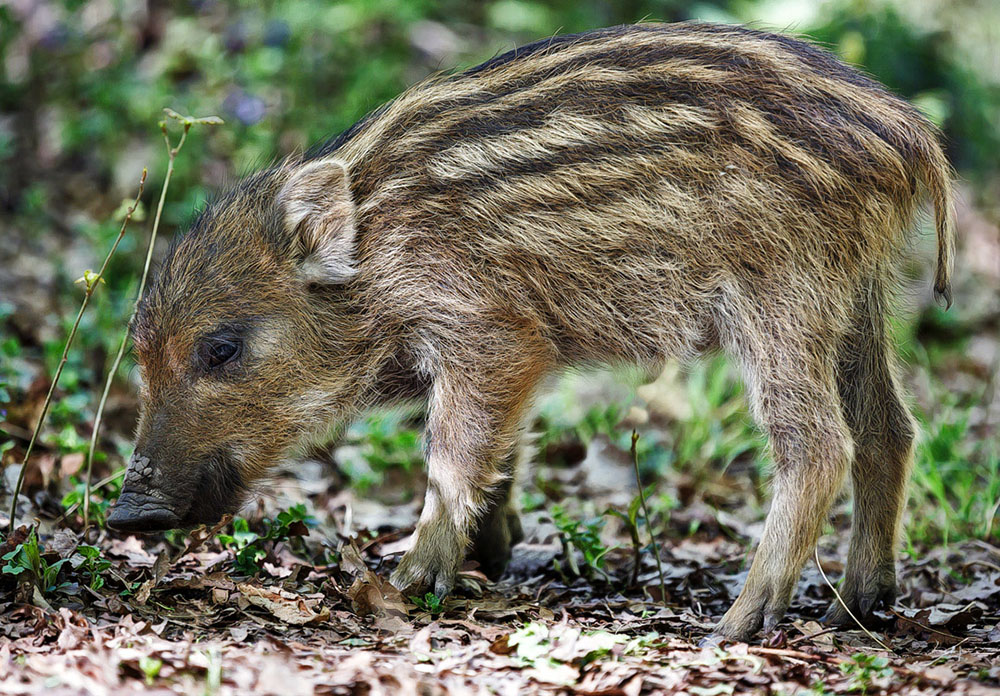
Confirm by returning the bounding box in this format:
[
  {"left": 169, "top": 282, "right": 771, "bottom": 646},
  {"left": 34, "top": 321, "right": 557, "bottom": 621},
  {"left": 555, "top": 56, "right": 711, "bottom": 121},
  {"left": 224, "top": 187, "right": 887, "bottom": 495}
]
[
  {"left": 389, "top": 528, "right": 465, "bottom": 598},
  {"left": 698, "top": 633, "right": 728, "bottom": 648},
  {"left": 822, "top": 585, "right": 897, "bottom": 628},
  {"left": 390, "top": 558, "right": 455, "bottom": 598},
  {"left": 469, "top": 506, "right": 524, "bottom": 580}
]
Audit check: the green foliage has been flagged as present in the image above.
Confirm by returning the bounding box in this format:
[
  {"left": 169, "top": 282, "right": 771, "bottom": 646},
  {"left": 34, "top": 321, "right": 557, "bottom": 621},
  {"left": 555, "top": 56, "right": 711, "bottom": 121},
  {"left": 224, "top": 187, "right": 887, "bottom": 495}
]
[
  {"left": 807, "top": 680, "right": 834, "bottom": 696},
  {"left": 805, "top": 2, "right": 1000, "bottom": 180},
  {"left": 273, "top": 503, "right": 319, "bottom": 532},
  {"left": 507, "top": 622, "right": 556, "bottom": 666},
  {"left": 49, "top": 392, "right": 92, "bottom": 428},
  {"left": 338, "top": 410, "right": 424, "bottom": 492},
  {"left": 606, "top": 477, "right": 668, "bottom": 599},
  {"left": 535, "top": 358, "right": 765, "bottom": 484},
  {"left": 74, "top": 544, "right": 112, "bottom": 591},
  {"left": 218, "top": 518, "right": 267, "bottom": 576},
  {"left": 164, "top": 529, "right": 190, "bottom": 551},
  {"left": 218, "top": 504, "right": 318, "bottom": 575},
  {"left": 411, "top": 592, "right": 444, "bottom": 615},
  {"left": 667, "top": 357, "right": 767, "bottom": 479},
  {"left": 506, "top": 622, "right": 631, "bottom": 669},
  {"left": 551, "top": 504, "right": 612, "bottom": 579},
  {"left": 839, "top": 653, "right": 892, "bottom": 695},
  {"left": 537, "top": 403, "right": 623, "bottom": 466},
  {"left": 139, "top": 656, "right": 163, "bottom": 686},
  {"left": 606, "top": 492, "right": 648, "bottom": 555},
  {"left": 1, "top": 527, "right": 71, "bottom": 596},
  {"left": 2, "top": 530, "right": 114, "bottom": 595},
  {"left": 907, "top": 408, "right": 1000, "bottom": 545}
]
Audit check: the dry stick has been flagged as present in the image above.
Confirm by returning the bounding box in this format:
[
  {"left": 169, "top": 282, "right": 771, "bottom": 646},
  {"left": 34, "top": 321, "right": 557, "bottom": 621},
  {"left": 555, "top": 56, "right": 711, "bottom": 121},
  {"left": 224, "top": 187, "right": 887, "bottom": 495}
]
[
  {"left": 6, "top": 170, "right": 147, "bottom": 537},
  {"left": 787, "top": 626, "right": 837, "bottom": 646},
  {"left": 630, "top": 430, "right": 668, "bottom": 605},
  {"left": 81, "top": 120, "right": 186, "bottom": 529},
  {"left": 813, "top": 548, "right": 893, "bottom": 652},
  {"left": 83, "top": 111, "right": 219, "bottom": 528}
]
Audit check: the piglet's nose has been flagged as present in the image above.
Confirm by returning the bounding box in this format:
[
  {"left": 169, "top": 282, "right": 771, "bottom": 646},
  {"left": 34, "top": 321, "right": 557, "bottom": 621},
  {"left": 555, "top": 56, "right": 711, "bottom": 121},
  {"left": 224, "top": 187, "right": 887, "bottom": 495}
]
[
  {"left": 123, "top": 452, "right": 153, "bottom": 484},
  {"left": 107, "top": 491, "right": 181, "bottom": 532},
  {"left": 107, "top": 452, "right": 181, "bottom": 533}
]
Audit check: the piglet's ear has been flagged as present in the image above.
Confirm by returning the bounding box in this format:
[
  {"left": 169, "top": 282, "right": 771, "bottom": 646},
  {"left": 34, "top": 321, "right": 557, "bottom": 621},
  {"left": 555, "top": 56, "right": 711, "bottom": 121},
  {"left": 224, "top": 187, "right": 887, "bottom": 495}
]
[{"left": 277, "top": 158, "right": 358, "bottom": 284}]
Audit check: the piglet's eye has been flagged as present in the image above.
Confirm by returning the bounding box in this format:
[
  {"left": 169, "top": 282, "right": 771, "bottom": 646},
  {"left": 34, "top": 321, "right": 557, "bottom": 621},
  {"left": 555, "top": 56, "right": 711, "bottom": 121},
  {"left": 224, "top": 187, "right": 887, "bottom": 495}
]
[{"left": 197, "top": 335, "right": 242, "bottom": 370}]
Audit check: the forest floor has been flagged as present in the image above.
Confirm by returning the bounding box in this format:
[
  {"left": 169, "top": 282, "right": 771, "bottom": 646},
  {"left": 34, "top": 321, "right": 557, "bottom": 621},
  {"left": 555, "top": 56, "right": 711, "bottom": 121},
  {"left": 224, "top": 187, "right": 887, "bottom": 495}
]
[
  {"left": 2, "top": 192, "right": 1000, "bottom": 695},
  {"left": 2, "top": 448, "right": 999, "bottom": 695}
]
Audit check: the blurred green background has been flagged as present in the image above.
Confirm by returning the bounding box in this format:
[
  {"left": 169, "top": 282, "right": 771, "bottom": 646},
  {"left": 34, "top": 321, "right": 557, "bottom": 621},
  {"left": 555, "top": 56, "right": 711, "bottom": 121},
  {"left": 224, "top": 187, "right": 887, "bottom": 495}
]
[{"left": 1, "top": 0, "right": 998, "bottom": 544}]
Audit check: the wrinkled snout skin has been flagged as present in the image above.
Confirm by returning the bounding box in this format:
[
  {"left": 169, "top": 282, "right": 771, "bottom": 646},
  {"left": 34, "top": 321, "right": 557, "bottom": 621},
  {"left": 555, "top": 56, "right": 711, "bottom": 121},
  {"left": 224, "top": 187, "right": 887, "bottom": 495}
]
[
  {"left": 108, "top": 446, "right": 244, "bottom": 532},
  {"left": 110, "top": 23, "right": 955, "bottom": 643},
  {"left": 107, "top": 454, "right": 182, "bottom": 532}
]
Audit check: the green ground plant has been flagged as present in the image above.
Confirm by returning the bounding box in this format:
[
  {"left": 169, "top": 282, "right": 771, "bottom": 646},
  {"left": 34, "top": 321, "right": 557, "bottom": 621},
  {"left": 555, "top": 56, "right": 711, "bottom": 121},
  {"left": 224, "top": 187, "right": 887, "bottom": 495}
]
[
  {"left": 670, "top": 358, "right": 767, "bottom": 479},
  {"left": 839, "top": 653, "right": 893, "bottom": 695},
  {"left": 551, "top": 504, "right": 613, "bottom": 580},
  {"left": 336, "top": 410, "right": 425, "bottom": 493},
  {"left": 218, "top": 503, "right": 319, "bottom": 575},
  {"left": 61, "top": 472, "right": 124, "bottom": 528},
  {"left": 74, "top": 544, "right": 113, "bottom": 591},
  {"left": 411, "top": 592, "right": 444, "bottom": 615},
  {"left": 908, "top": 408, "right": 1000, "bottom": 545},
  {"left": 2, "top": 527, "right": 71, "bottom": 596}
]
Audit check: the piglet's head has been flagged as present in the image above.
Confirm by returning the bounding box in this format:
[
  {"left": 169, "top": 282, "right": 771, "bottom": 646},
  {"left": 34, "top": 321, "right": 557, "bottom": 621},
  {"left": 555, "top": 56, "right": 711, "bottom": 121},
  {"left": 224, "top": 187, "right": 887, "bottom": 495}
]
[{"left": 109, "top": 158, "right": 371, "bottom": 532}]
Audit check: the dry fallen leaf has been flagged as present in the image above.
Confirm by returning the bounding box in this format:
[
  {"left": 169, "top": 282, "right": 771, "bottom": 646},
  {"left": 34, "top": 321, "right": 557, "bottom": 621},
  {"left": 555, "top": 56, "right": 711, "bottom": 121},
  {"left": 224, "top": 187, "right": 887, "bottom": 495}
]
[
  {"left": 238, "top": 583, "right": 331, "bottom": 625},
  {"left": 134, "top": 549, "right": 170, "bottom": 606},
  {"left": 346, "top": 570, "right": 410, "bottom": 619}
]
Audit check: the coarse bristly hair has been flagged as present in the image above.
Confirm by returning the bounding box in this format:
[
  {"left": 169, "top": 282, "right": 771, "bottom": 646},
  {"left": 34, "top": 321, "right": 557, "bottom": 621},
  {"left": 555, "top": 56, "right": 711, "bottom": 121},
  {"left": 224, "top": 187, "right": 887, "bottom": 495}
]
[{"left": 117, "top": 22, "right": 954, "bottom": 642}]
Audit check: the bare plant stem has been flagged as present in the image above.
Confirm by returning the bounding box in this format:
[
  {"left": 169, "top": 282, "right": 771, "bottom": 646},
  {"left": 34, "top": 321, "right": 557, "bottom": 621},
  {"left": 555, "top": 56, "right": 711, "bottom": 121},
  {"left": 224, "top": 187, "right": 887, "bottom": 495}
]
[
  {"left": 82, "top": 118, "right": 195, "bottom": 529},
  {"left": 57, "top": 469, "right": 125, "bottom": 526},
  {"left": 813, "top": 547, "right": 893, "bottom": 652},
  {"left": 630, "top": 430, "right": 668, "bottom": 605},
  {"left": 6, "top": 171, "right": 147, "bottom": 537}
]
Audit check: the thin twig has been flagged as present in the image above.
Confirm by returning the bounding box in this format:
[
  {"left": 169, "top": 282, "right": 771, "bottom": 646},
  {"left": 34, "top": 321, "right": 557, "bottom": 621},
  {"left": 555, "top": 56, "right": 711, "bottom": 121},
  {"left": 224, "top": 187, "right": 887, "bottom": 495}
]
[
  {"left": 787, "top": 626, "right": 837, "bottom": 646},
  {"left": 961, "top": 559, "right": 1000, "bottom": 573},
  {"left": 6, "top": 170, "right": 147, "bottom": 537},
  {"left": 889, "top": 607, "right": 972, "bottom": 640},
  {"left": 631, "top": 431, "right": 668, "bottom": 605},
  {"left": 55, "top": 468, "right": 126, "bottom": 526},
  {"left": 83, "top": 117, "right": 192, "bottom": 529},
  {"left": 82, "top": 110, "right": 220, "bottom": 528},
  {"left": 813, "top": 548, "right": 893, "bottom": 652}
]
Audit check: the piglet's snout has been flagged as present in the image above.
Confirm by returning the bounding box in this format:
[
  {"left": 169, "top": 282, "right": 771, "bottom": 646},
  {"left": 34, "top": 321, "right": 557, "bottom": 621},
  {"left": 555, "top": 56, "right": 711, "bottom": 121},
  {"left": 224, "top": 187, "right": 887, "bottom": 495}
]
[{"left": 107, "top": 453, "right": 182, "bottom": 533}]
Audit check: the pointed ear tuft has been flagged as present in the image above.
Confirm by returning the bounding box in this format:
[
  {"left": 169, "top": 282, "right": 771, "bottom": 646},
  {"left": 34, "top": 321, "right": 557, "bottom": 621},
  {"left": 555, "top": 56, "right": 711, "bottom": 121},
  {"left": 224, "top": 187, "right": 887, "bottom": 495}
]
[{"left": 277, "top": 158, "right": 358, "bottom": 284}]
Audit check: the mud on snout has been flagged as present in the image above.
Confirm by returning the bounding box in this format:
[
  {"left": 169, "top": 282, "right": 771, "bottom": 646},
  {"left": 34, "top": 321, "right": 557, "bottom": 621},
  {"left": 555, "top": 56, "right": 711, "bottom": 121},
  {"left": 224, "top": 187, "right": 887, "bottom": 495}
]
[{"left": 107, "top": 450, "right": 246, "bottom": 533}]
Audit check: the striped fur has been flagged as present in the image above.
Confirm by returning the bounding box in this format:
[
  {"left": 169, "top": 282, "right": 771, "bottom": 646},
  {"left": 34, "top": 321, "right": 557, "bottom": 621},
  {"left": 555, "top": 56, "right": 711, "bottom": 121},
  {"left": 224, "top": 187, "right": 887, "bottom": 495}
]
[
  {"left": 119, "top": 22, "right": 955, "bottom": 642},
  {"left": 319, "top": 22, "right": 953, "bottom": 304}
]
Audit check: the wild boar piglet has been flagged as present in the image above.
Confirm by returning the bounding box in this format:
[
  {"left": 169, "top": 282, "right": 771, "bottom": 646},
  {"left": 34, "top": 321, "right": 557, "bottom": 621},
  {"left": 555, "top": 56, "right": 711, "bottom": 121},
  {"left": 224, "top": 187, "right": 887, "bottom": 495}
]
[{"left": 108, "top": 22, "right": 955, "bottom": 641}]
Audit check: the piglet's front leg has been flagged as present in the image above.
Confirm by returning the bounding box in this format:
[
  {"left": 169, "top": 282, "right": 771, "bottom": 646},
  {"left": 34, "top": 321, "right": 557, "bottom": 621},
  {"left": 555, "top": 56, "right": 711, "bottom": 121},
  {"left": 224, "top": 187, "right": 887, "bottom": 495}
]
[
  {"left": 390, "top": 351, "right": 544, "bottom": 597},
  {"left": 390, "top": 478, "right": 474, "bottom": 597}
]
